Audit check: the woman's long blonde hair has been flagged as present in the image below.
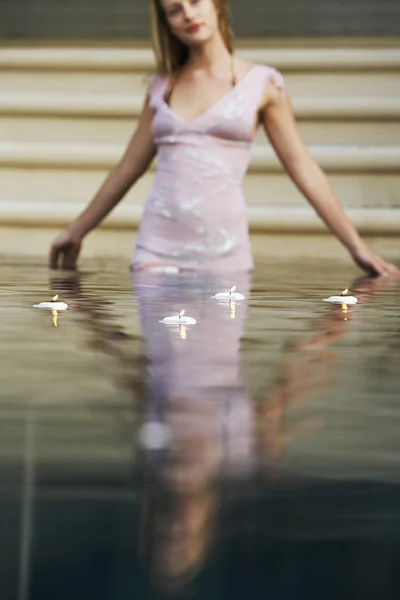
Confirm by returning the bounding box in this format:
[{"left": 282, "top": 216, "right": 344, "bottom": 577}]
[{"left": 150, "top": 0, "right": 234, "bottom": 74}]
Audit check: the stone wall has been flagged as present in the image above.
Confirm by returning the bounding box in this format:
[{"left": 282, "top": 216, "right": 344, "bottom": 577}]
[{"left": 1, "top": 0, "right": 400, "bottom": 39}]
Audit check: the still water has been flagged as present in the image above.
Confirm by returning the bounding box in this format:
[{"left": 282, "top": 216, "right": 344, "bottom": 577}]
[{"left": 1, "top": 258, "right": 400, "bottom": 599}]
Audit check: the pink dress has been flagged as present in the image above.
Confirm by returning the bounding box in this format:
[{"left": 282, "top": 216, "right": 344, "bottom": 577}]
[{"left": 131, "top": 64, "right": 285, "bottom": 273}]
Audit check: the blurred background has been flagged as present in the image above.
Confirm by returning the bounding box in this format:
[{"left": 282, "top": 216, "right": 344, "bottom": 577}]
[
  {"left": 0, "top": 0, "right": 399, "bottom": 261},
  {"left": 1, "top": 5, "right": 400, "bottom": 599},
  {"left": 1, "top": 0, "right": 400, "bottom": 38}
]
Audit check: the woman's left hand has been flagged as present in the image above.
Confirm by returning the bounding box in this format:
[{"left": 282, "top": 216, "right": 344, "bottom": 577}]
[{"left": 351, "top": 243, "right": 399, "bottom": 277}]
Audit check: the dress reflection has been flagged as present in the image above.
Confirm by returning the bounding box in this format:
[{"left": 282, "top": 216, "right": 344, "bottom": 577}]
[
  {"left": 134, "top": 270, "right": 252, "bottom": 593},
  {"left": 134, "top": 270, "right": 255, "bottom": 481},
  {"left": 49, "top": 270, "right": 395, "bottom": 595}
]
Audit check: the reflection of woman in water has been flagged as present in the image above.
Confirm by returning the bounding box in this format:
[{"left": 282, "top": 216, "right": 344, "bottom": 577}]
[
  {"left": 49, "top": 0, "right": 397, "bottom": 277},
  {"left": 133, "top": 269, "right": 257, "bottom": 593},
  {"left": 134, "top": 270, "right": 254, "bottom": 477},
  {"left": 51, "top": 270, "right": 397, "bottom": 593}
]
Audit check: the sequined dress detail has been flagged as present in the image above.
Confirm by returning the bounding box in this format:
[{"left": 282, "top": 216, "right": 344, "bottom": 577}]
[{"left": 131, "top": 65, "right": 285, "bottom": 272}]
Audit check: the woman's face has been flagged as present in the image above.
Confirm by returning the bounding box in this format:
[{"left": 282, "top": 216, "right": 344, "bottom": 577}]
[{"left": 160, "top": 0, "right": 220, "bottom": 46}]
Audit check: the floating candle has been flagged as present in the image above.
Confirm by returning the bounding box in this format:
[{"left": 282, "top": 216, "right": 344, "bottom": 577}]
[
  {"left": 323, "top": 288, "right": 358, "bottom": 305},
  {"left": 161, "top": 309, "right": 196, "bottom": 325},
  {"left": 33, "top": 294, "right": 68, "bottom": 311},
  {"left": 212, "top": 286, "right": 244, "bottom": 301}
]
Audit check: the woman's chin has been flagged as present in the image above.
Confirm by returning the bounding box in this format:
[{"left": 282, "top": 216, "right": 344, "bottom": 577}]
[{"left": 180, "top": 31, "right": 215, "bottom": 47}]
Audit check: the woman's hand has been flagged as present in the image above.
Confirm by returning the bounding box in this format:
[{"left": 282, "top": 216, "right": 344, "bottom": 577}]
[
  {"left": 350, "top": 243, "right": 399, "bottom": 277},
  {"left": 49, "top": 229, "right": 82, "bottom": 270}
]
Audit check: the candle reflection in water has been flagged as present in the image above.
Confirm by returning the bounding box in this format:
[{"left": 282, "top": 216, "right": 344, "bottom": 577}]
[{"left": 47, "top": 270, "right": 395, "bottom": 596}]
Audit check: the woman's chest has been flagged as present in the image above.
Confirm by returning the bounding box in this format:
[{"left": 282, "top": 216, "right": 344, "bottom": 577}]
[
  {"left": 153, "top": 87, "right": 260, "bottom": 143},
  {"left": 167, "top": 76, "right": 238, "bottom": 122}
]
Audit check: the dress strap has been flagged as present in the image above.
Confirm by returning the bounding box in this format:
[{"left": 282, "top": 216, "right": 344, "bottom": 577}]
[
  {"left": 259, "top": 65, "right": 285, "bottom": 90},
  {"left": 251, "top": 65, "right": 285, "bottom": 110},
  {"left": 147, "top": 74, "right": 170, "bottom": 110},
  {"left": 262, "top": 65, "right": 285, "bottom": 91}
]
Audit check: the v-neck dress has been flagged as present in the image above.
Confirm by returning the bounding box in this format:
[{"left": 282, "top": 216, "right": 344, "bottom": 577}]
[{"left": 131, "top": 64, "right": 285, "bottom": 273}]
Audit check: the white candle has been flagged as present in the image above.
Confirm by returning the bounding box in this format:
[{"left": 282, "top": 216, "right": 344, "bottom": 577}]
[
  {"left": 161, "top": 309, "right": 196, "bottom": 325},
  {"left": 33, "top": 294, "right": 68, "bottom": 311},
  {"left": 212, "top": 285, "right": 244, "bottom": 301},
  {"left": 323, "top": 289, "right": 357, "bottom": 305}
]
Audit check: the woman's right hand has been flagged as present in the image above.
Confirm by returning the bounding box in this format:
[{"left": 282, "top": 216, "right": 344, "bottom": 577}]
[{"left": 49, "top": 229, "right": 82, "bottom": 270}]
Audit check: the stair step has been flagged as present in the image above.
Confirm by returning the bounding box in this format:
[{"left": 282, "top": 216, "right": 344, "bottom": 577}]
[
  {"left": 1, "top": 200, "right": 399, "bottom": 235},
  {"left": 1, "top": 92, "right": 400, "bottom": 118},
  {"left": 1, "top": 93, "right": 399, "bottom": 145},
  {"left": 1, "top": 70, "right": 398, "bottom": 97},
  {"left": 0, "top": 142, "right": 399, "bottom": 210},
  {"left": 2, "top": 167, "right": 399, "bottom": 209},
  {"left": 1, "top": 48, "right": 399, "bottom": 96},
  {"left": 1, "top": 141, "right": 399, "bottom": 172},
  {"left": 2, "top": 46, "right": 400, "bottom": 70},
  {"left": 2, "top": 176, "right": 400, "bottom": 215},
  {"left": 3, "top": 115, "right": 400, "bottom": 146}
]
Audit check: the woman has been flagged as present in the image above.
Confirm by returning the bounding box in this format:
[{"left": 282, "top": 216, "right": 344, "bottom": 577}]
[{"left": 50, "top": 0, "right": 398, "bottom": 276}]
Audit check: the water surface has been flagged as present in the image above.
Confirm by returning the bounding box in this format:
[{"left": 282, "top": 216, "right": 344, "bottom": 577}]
[{"left": 1, "top": 258, "right": 399, "bottom": 599}]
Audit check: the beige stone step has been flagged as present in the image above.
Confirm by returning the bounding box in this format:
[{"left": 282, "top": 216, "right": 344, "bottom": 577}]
[
  {"left": 1, "top": 142, "right": 399, "bottom": 210},
  {"left": 4, "top": 115, "right": 400, "bottom": 146},
  {"left": 2, "top": 224, "right": 399, "bottom": 262},
  {"left": 2, "top": 46, "right": 400, "bottom": 70},
  {"left": 2, "top": 69, "right": 399, "bottom": 98},
  {"left": 1, "top": 199, "right": 399, "bottom": 236},
  {"left": 0, "top": 115, "right": 135, "bottom": 145},
  {"left": 2, "top": 166, "right": 399, "bottom": 210},
  {"left": 1, "top": 140, "right": 398, "bottom": 172},
  {"left": 1, "top": 47, "right": 399, "bottom": 96},
  {"left": 0, "top": 70, "right": 147, "bottom": 95},
  {"left": 1, "top": 93, "right": 400, "bottom": 145},
  {"left": 1, "top": 143, "right": 399, "bottom": 211},
  {"left": 1, "top": 69, "right": 398, "bottom": 98}
]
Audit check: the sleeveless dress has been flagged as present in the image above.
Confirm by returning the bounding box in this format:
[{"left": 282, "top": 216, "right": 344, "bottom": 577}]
[{"left": 131, "top": 64, "right": 285, "bottom": 273}]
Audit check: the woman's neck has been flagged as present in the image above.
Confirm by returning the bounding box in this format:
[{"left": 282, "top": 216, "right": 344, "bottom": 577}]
[{"left": 186, "top": 33, "right": 233, "bottom": 77}]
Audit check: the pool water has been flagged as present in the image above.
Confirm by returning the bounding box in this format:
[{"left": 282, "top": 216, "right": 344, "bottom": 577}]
[{"left": 1, "top": 257, "right": 400, "bottom": 599}]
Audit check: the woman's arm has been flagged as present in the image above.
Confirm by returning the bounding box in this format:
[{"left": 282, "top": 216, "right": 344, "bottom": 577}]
[
  {"left": 50, "top": 93, "right": 156, "bottom": 269},
  {"left": 261, "top": 83, "right": 398, "bottom": 277}
]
